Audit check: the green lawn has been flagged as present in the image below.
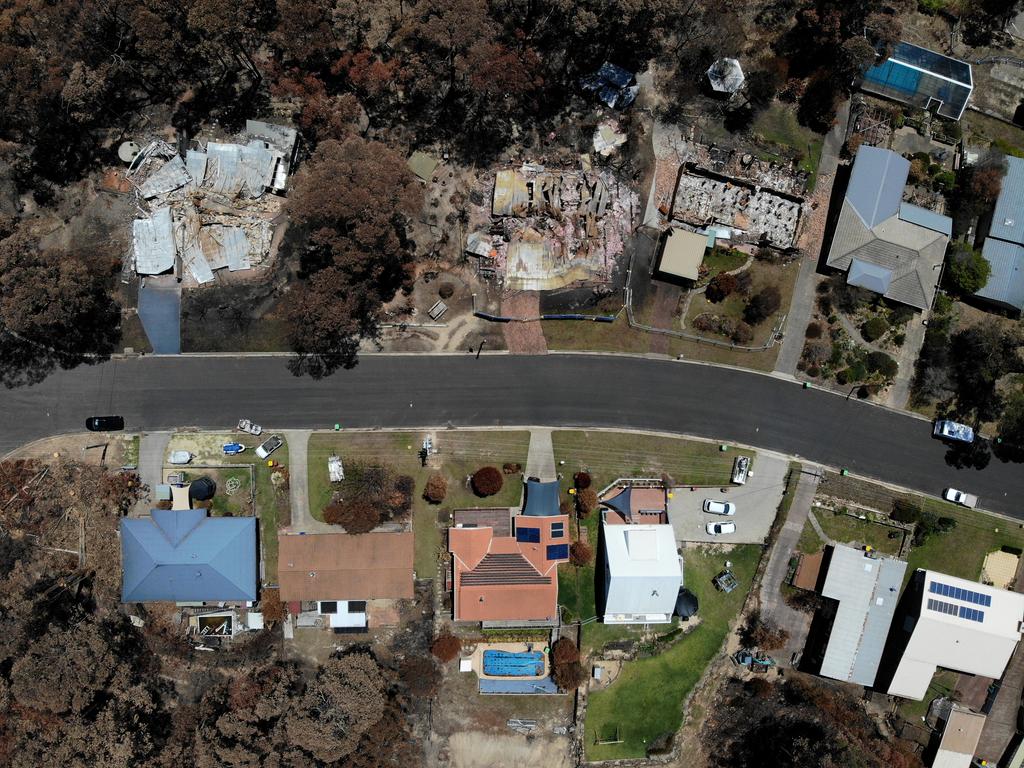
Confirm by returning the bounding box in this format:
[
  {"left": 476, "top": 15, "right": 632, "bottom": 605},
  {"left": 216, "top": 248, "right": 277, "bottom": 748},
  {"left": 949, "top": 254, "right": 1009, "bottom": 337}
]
[
  {"left": 307, "top": 431, "right": 531, "bottom": 577},
  {"left": 209, "top": 467, "right": 254, "bottom": 517},
  {"left": 121, "top": 435, "right": 140, "bottom": 468},
  {"left": 813, "top": 507, "right": 904, "bottom": 556},
  {"left": 898, "top": 669, "right": 958, "bottom": 721},
  {"left": 700, "top": 246, "right": 747, "bottom": 281},
  {"left": 585, "top": 545, "right": 762, "bottom": 761},
  {"left": 751, "top": 103, "right": 825, "bottom": 188},
  {"left": 553, "top": 430, "right": 750, "bottom": 649}
]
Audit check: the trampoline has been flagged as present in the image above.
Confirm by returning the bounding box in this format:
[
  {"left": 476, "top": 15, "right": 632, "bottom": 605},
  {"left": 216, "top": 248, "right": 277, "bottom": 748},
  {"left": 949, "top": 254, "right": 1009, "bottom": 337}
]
[{"left": 482, "top": 650, "right": 545, "bottom": 677}]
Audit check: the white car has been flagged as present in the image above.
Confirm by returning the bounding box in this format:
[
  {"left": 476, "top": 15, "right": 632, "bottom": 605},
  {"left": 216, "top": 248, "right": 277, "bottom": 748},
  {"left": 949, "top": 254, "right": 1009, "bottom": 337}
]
[
  {"left": 703, "top": 499, "right": 736, "bottom": 515},
  {"left": 168, "top": 450, "right": 193, "bottom": 465},
  {"left": 706, "top": 521, "right": 737, "bottom": 536},
  {"left": 943, "top": 488, "right": 978, "bottom": 508}
]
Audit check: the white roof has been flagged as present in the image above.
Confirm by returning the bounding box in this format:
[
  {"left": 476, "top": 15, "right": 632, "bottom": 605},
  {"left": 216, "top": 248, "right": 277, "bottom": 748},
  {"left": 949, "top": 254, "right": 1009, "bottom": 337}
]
[
  {"left": 933, "top": 706, "right": 985, "bottom": 768},
  {"left": 820, "top": 545, "right": 907, "bottom": 686},
  {"left": 889, "top": 570, "right": 1024, "bottom": 700},
  {"left": 604, "top": 523, "right": 680, "bottom": 578}
]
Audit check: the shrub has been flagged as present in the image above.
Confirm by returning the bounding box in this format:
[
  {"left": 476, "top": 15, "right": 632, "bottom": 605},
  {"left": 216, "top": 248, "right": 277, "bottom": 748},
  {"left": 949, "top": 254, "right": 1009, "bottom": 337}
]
[
  {"left": 502, "top": 462, "right": 521, "bottom": 474},
  {"left": 740, "top": 610, "right": 790, "bottom": 650},
  {"left": 573, "top": 471, "right": 592, "bottom": 489},
  {"left": 847, "top": 360, "right": 867, "bottom": 381},
  {"left": 400, "top": 656, "right": 441, "bottom": 698},
  {"left": 836, "top": 368, "right": 848, "bottom": 385},
  {"left": 559, "top": 501, "right": 571, "bottom": 515},
  {"left": 735, "top": 270, "right": 753, "bottom": 296},
  {"left": 861, "top": 316, "right": 889, "bottom": 342},
  {"left": 471, "top": 466, "right": 503, "bottom": 496},
  {"left": 330, "top": 499, "right": 381, "bottom": 533},
  {"left": 551, "top": 638, "right": 580, "bottom": 666},
  {"left": 731, "top": 322, "right": 754, "bottom": 344},
  {"left": 802, "top": 340, "right": 831, "bottom": 365},
  {"left": 805, "top": 322, "right": 823, "bottom": 339},
  {"left": 744, "top": 285, "right": 782, "bottom": 325},
  {"left": 552, "top": 660, "right": 586, "bottom": 691},
  {"left": 892, "top": 332, "right": 906, "bottom": 347},
  {"left": 889, "top": 305, "right": 915, "bottom": 326},
  {"left": 706, "top": 272, "right": 739, "bottom": 303},
  {"left": 431, "top": 631, "right": 462, "bottom": 662},
  {"left": 438, "top": 282, "right": 455, "bottom": 299},
  {"left": 806, "top": 365, "right": 820, "bottom": 377},
  {"left": 423, "top": 473, "right": 447, "bottom": 503},
  {"left": 948, "top": 245, "right": 992, "bottom": 294},
  {"left": 570, "top": 540, "right": 593, "bottom": 567},
  {"left": 866, "top": 351, "right": 898, "bottom": 378},
  {"left": 755, "top": 245, "right": 780, "bottom": 263},
  {"left": 576, "top": 488, "right": 598, "bottom": 517},
  {"left": 260, "top": 587, "right": 284, "bottom": 623}
]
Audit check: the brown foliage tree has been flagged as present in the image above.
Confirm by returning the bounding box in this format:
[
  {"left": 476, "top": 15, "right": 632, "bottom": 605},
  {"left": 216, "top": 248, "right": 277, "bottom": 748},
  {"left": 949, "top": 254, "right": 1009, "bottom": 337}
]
[
  {"left": 260, "top": 587, "right": 284, "bottom": 623},
  {"left": 744, "top": 285, "right": 782, "bottom": 325},
  {"left": 334, "top": 499, "right": 382, "bottom": 534},
  {"left": 423, "top": 473, "right": 448, "bottom": 503},
  {"left": 471, "top": 466, "right": 503, "bottom": 496},
  {"left": 551, "top": 638, "right": 580, "bottom": 666},
  {"left": 740, "top": 610, "right": 790, "bottom": 651},
  {"left": 569, "top": 540, "right": 593, "bottom": 567},
  {"left": 706, "top": 272, "right": 739, "bottom": 303},
  {"left": 576, "top": 488, "right": 598, "bottom": 517},
  {"left": 431, "top": 631, "right": 462, "bottom": 662},
  {"left": 573, "top": 471, "right": 592, "bottom": 489},
  {"left": 552, "top": 660, "right": 586, "bottom": 691}
]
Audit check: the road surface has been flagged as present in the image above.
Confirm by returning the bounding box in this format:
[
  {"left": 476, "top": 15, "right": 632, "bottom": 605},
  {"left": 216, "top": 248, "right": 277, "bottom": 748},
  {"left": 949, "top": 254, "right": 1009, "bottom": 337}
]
[{"left": 3, "top": 354, "right": 1019, "bottom": 515}]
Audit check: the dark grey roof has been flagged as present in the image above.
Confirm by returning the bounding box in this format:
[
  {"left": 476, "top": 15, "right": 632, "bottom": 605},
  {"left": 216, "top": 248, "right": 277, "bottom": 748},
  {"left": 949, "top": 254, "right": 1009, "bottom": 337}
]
[
  {"left": 977, "top": 239, "right": 1024, "bottom": 311},
  {"left": 522, "top": 479, "right": 561, "bottom": 517},
  {"left": 675, "top": 588, "right": 699, "bottom": 618},
  {"left": 602, "top": 487, "right": 632, "bottom": 519},
  {"left": 846, "top": 146, "right": 909, "bottom": 228},
  {"left": 848, "top": 259, "right": 894, "bottom": 294},
  {"left": 989, "top": 156, "right": 1024, "bottom": 246}
]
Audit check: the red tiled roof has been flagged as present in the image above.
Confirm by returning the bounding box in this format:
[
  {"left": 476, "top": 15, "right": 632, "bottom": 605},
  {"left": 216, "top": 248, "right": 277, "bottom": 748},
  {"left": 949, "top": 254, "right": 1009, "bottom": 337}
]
[{"left": 460, "top": 553, "right": 552, "bottom": 586}]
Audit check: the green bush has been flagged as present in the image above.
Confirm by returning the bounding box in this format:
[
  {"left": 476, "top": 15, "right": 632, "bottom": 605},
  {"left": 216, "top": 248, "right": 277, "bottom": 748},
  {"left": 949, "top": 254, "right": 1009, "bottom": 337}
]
[
  {"left": 861, "top": 316, "right": 889, "bottom": 342},
  {"left": 866, "top": 351, "right": 898, "bottom": 378},
  {"left": 947, "top": 246, "right": 992, "bottom": 294},
  {"left": 847, "top": 361, "right": 868, "bottom": 382}
]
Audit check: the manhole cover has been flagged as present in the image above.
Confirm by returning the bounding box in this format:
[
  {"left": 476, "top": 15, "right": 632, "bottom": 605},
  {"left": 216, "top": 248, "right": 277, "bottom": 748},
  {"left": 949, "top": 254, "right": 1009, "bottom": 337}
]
[{"left": 225, "top": 477, "right": 242, "bottom": 495}]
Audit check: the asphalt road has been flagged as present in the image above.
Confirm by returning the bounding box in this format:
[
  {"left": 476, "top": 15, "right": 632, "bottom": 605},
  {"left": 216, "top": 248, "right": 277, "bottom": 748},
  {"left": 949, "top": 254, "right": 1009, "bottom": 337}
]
[{"left": 3, "top": 353, "right": 1020, "bottom": 515}]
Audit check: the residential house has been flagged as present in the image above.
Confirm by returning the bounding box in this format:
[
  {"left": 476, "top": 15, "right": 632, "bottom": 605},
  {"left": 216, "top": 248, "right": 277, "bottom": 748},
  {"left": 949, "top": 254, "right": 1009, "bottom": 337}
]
[
  {"left": 826, "top": 146, "right": 951, "bottom": 310},
  {"left": 121, "top": 509, "right": 257, "bottom": 603},
  {"left": 879, "top": 569, "right": 1024, "bottom": 700},
  {"left": 278, "top": 531, "right": 413, "bottom": 629},
  {"left": 975, "top": 154, "right": 1024, "bottom": 313},
  {"left": 448, "top": 480, "right": 569, "bottom": 626},
  {"left": 860, "top": 41, "right": 973, "bottom": 121},
  {"left": 600, "top": 486, "right": 682, "bottom": 624},
  {"left": 931, "top": 705, "right": 986, "bottom": 768},
  {"left": 802, "top": 545, "right": 907, "bottom": 687}
]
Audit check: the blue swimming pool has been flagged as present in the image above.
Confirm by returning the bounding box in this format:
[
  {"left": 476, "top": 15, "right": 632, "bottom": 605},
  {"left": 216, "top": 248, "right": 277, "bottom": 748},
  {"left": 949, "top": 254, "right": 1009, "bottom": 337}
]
[{"left": 482, "top": 650, "right": 545, "bottom": 677}]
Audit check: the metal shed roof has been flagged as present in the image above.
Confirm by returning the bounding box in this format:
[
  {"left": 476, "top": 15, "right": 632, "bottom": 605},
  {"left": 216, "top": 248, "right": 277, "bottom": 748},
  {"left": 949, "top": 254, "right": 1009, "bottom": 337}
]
[
  {"left": 978, "top": 238, "right": 1024, "bottom": 311},
  {"left": 989, "top": 155, "right": 1024, "bottom": 246},
  {"left": 133, "top": 206, "right": 176, "bottom": 275},
  {"left": 658, "top": 228, "right": 707, "bottom": 281},
  {"left": 820, "top": 545, "right": 907, "bottom": 687}
]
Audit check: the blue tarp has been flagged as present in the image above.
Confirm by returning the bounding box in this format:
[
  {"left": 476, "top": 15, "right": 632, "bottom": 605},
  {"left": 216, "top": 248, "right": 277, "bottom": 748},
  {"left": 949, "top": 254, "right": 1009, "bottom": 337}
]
[
  {"left": 121, "top": 509, "right": 257, "bottom": 602},
  {"left": 580, "top": 62, "right": 639, "bottom": 109},
  {"left": 521, "top": 479, "right": 560, "bottom": 518}
]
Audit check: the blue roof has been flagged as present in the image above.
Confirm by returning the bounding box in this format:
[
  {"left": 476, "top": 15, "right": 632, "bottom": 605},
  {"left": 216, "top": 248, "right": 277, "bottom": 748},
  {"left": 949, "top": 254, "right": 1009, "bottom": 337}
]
[
  {"left": 899, "top": 202, "right": 952, "bottom": 237},
  {"left": 847, "top": 147, "right": 909, "bottom": 228},
  {"left": 521, "top": 479, "right": 560, "bottom": 517},
  {"left": 890, "top": 41, "right": 972, "bottom": 86},
  {"left": 978, "top": 239, "right": 1024, "bottom": 311},
  {"left": 602, "top": 487, "right": 632, "bottom": 519},
  {"left": 989, "top": 156, "right": 1024, "bottom": 246},
  {"left": 121, "top": 510, "right": 257, "bottom": 602},
  {"left": 848, "top": 259, "right": 894, "bottom": 294}
]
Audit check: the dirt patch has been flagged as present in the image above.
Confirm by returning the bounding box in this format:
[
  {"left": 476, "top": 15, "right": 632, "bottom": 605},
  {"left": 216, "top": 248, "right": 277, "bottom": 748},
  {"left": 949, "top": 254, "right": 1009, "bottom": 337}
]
[
  {"left": 501, "top": 291, "right": 548, "bottom": 354},
  {"left": 6, "top": 432, "right": 133, "bottom": 467},
  {"left": 443, "top": 732, "right": 572, "bottom": 768}
]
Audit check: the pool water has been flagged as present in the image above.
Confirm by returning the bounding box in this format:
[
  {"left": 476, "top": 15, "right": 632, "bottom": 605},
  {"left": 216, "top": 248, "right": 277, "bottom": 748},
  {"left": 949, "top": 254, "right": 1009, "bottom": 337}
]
[{"left": 482, "top": 650, "right": 545, "bottom": 677}]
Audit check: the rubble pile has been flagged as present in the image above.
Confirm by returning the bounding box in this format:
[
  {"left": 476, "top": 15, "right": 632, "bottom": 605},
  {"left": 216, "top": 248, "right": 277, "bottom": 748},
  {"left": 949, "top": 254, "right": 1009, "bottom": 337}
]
[
  {"left": 126, "top": 121, "right": 297, "bottom": 285},
  {"left": 465, "top": 161, "right": 638, "bottom": 291}
]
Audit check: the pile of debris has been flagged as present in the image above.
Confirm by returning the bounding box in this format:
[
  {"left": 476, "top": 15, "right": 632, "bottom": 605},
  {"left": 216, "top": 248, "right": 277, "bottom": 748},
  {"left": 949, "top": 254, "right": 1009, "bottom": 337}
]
[
  {"left": 691, "top": 144, "right": 809, "bottom": 197},
  {"left": 465, "top": 161, "right": 638, "bottom": 291},
  {"left": 126, "top": 120, "right": 298, "bottom": 285}
]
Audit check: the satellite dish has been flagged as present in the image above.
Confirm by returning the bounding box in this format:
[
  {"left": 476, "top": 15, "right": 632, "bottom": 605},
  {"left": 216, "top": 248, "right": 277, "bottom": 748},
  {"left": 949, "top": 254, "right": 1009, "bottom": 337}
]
[{"left": 118, "top": 141, "right": 142, "bottom": 164}]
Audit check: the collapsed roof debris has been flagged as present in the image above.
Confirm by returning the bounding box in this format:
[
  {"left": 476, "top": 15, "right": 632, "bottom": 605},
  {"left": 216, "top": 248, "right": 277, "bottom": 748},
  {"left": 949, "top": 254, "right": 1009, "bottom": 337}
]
[
  {"left": 672, "top": 165, "right": 802, "bottom": 249},
  {"left": 580, "top": 62, "right": 639, "bottom": 110},
  {"left": 593, "top": 121, "right": 627, "bottom": 157},
  {"left": 465, "top": 162, "right": 638, "bottom": 291},
  {"left": 126, "top": 121, "right": 298, "bottom": 284}
]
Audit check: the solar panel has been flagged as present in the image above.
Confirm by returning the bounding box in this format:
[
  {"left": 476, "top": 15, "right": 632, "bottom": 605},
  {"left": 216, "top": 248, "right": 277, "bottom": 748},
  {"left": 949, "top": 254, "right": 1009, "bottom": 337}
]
[
  {"left": 546, "top": 544, "right": 569, "bottom": 561},
  {"left": 928, "top": 580, "right": 991, "bottom": 607},
  {"left": 515, "top": 527, "right": 541, "bottom": 543},
  {"left": 958, "top": 606, "right": 985, "bottom": 623},
  {"left": 927, "top": 598, "right": 959, "bottom": 616}
]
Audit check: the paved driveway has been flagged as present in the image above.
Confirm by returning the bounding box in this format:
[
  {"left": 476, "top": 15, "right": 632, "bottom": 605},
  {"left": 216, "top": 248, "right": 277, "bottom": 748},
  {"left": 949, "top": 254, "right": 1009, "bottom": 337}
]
[{"left": 669, "top": 453, "right": 790, "bottom": 543}]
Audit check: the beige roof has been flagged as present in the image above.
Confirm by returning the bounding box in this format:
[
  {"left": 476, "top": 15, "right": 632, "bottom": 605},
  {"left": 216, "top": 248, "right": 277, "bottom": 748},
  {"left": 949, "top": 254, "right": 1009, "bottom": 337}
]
[
  {"left": 278, "top": 532, "right": 413, "bottom": 602},
  {"left": 492, "top": 169, "right": 530, "bottom": 216},
  {"left": 658, "top": 228, "right": 707, "bottom": 280},
  {"left": 933, "top": 707, "right": 985, "bottom": 768},
  {"left": 827, "top": 199, "right": 948, "bottom": 309}
]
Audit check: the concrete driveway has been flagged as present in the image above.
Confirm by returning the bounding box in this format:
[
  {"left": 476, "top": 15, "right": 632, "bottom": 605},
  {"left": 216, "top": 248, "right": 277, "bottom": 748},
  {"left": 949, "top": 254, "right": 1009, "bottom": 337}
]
[{"left": 669, "top": 453, "right": 790, "bottom": 543}]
